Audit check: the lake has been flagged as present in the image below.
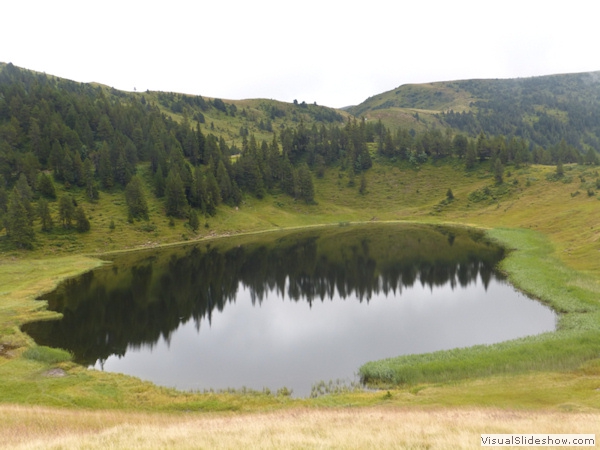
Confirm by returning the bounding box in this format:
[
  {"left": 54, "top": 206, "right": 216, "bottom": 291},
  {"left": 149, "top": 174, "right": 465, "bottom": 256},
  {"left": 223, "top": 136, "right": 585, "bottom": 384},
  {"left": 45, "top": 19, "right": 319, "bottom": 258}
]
[{"left": 23, "top": 223, "right": 557, "bottom": 397}]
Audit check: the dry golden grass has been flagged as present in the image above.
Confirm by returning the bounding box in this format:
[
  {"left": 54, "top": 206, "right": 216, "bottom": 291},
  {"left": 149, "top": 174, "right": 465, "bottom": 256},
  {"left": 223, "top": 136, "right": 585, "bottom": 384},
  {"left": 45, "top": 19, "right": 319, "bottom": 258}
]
[{"left": 2, "top": 404, "right": 598, "bottom": 450}]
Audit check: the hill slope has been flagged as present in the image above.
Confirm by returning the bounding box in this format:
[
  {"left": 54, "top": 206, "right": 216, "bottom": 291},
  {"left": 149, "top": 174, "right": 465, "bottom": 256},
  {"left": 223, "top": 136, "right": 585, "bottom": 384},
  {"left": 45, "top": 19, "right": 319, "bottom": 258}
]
[{"left": 350, "top": 71, "right": 600, "bottom": 152}]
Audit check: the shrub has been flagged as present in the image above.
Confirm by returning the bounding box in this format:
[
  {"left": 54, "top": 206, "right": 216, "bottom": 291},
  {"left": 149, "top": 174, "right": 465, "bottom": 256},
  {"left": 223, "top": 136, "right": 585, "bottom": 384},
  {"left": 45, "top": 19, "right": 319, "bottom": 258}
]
[{"left": 23, "top": 346, "right": 72, "bottom": 364}]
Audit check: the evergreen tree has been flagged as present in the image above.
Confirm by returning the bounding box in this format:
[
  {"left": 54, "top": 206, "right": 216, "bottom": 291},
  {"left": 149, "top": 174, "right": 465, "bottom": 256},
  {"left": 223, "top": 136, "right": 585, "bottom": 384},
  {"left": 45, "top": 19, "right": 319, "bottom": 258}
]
[
  {"left": 585, "top": 149, "right": 599, "bottom": 165},
  {"left": 115, "top": 148, "right": 133, "bottom": 187},
  {"left": 154, "top": 166, "right": 166, "bottom": 198},
  {"left": 4, "top": 186, "right": 35, "bottom": 248},
  {"left": 73, "top": 152, "right": 85, "bottom": 187},
  {"left": 83, "top": 158, "right": 99, "bottom": 201},
  {"left": 382, "top": 129, "right": 396, "bottom": 157},
  {"left": 280, "top": 156, "right": 296, "bottom": 197},
  {"left": 48, "top": 140, "right": 66, "bottom": 181},
  {"left": 0, "top": 180, "right": 7, "bottom": 219},
  {"left": 14, "top": 174, "right": 34, "bottom": 224},
  {"left": 230, "top": 180, "right": 243, "bottom": 206},
  {"left": 216, "top": 160, "right": 233, "bottom": 204},
  {"left": 465, "top": 141, "right": 478, "bottom": 169},
  {"left": 98, "top": 144, "right": 114, "bottom": 189},
  {"left": 19, "top": 152, "right": 41, "bottom": 188},
  {"left": 190, "top": 167, "right": 207, "bottom": 211},
  {"left": 452, "top": 134, "right": 468, "bottom": 159},
  {"left": 359, "top": 173, "right": 367, "bottom": 195},
  {"left": 74, "top": 206, "right": 90, "bottom": 232},
  {"left": 267, "top": 133, "right": 281, "bottom": 181},
  {"left": 96, "top": 114, "right": 114, "bottom": 141},
  {"left": 295, "top": 163, "right": 314, "bottom": 203},
  {"left": 61, "top": 149, "right": 76, "bottom": 186},
  {"left": 556, "top": 160, "right": 564, "bottom": 177},
  {"left": 58, "top": 195, "right": 75, "bottom": 228},
  {"left": 27, "top": 119, "right": 44, "bottom": 163},
  {"left": 493, "top": 158, "right": 504, "bottom": 184},
  {"left": 235, "top": 152, "right": 265, "bottom": 199},
  {"left": 188, "top": 208, "right": 200, "bottom": 232},
  {"left": 37, "top": 172, "right": 56, "bottom": 199},
  {"left": 37, "top": 198, "right": 54, "bottom": 232},
  {"left": 125, "top": 176, "right": 149, "bottom": 219},
  {"left": 205, "top": 170, "right": 221, "bottom": 216},
  {"left": 165, "top": 169, "right": 188, "bottom": 218},
  {"left": 476, "top": 132, "right": 491, "bottom": 161}
]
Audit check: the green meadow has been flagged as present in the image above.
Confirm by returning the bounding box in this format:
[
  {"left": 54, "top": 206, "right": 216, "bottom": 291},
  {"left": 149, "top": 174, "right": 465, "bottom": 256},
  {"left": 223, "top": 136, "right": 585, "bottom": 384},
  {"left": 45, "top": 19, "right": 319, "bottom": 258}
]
[{"left": 1, "top": 159, "right": 599, "bottom": 415}]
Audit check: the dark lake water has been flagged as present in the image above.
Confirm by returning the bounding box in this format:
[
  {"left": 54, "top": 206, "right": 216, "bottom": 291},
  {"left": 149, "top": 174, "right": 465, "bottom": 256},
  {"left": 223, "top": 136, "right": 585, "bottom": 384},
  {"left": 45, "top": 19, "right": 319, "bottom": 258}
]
[{"left": 23, "top": 223, "right": 557, "bottom": 397}]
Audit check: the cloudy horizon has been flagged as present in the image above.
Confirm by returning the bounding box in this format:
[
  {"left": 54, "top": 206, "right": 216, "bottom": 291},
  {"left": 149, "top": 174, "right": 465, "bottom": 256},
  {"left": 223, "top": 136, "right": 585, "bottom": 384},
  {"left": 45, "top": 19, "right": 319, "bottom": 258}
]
[{"left": 2, "top": 1, "right": 598, "bottom": 108}]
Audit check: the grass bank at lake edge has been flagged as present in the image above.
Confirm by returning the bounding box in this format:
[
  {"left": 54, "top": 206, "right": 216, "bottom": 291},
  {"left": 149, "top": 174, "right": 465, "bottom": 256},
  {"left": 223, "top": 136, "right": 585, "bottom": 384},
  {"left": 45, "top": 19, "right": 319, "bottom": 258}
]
[
  {"left": 359, "top": 227, "right": 600, "bottom": 387},
  {"left": 1, "top": 222, "right": 599, "bottom": 414}
]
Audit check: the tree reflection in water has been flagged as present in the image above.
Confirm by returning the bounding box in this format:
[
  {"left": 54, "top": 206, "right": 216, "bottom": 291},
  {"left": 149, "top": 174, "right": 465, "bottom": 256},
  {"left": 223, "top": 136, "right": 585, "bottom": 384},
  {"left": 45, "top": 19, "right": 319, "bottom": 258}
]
[{"left": 24, "top": 224, "right": 504, "bottom": 366}]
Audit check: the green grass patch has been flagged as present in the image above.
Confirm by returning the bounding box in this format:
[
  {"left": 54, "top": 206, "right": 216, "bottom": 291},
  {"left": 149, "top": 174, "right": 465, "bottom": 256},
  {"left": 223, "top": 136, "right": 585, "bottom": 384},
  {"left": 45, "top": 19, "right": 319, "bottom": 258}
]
[{"left": 23, "top": 346, "right": 72, "bottom": 364}]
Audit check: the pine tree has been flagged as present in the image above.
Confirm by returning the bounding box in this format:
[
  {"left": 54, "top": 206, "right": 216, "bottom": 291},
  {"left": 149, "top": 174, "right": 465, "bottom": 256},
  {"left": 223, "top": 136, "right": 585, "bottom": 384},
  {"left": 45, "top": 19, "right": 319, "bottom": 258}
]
[
  {"left": 74, "top": 206, "right": 90, "bottom": 232},
  {"left": 14, "top": 174, "right": 34, "bottom": 224},
  {"left": 585, "top": 149, "right": 599, "bottom": 165},
  {"left": 62, "top": 149, "right": 75, "bottom": 185},
  {"left": 190, "top": 167, "right": 206, "bottom": 211},
  {"left": 280, "top": 156, "right": 295, "bottom": 197},
  {"left": 188, "top": 208, "right": 200, "bottom": 232},
  {"left": 493, "top": 158, "right": 504, "bottom": 184},
  {"left": 465, "top": 141, "right": 477, "bottom": 169},
  {"left": 295, "top": 163, "right": 314, "bottom": 203},
  {"left": 72, "top": 150, "right": 85, "bottom": 187},
  {"left": 359, "top": 173, "right": 367, "bottom": 195},
  {"left": 556, "top": 160, "right": 564, "bottom": 177},
  {"left": 165, "top": 169, "right": 188, "bottom": 218},
  {"left": 37, "top": 172, "right": 56, "bottom": 199},
  {"left": 98, "top": 144, "right": 114, "bottom": 189},
  {"left": 125, "top": 176, "right": 149, "bottom": 219},
  {"left": 5, "top": 187, "right": 35, "bottom": 248},
  {"left": 0, "top": 180, "right": 7, "bottom": 218},
  {"left": 452, "top": 134, "right": 468, "bottom": 159},
  {"left": 58, "top": 195, "right": 75, "bottom": 228},
  {"left": 48, "top": 140, "right": 65, "bottom": 181},
  {"left": 216, "top": 160, "right": 233, "bottom": 204},
  {"left": 115, "top": 148, "right": 133, "bottom": 187},
  {"left": 205, "top": 170, "right": 221, "bottom": 216},
  {"left": 83, "top": 158, "right": 99, "bottom": 201},
  {"left": 37, "top": 198, "right": 54, "bottom": 231}
]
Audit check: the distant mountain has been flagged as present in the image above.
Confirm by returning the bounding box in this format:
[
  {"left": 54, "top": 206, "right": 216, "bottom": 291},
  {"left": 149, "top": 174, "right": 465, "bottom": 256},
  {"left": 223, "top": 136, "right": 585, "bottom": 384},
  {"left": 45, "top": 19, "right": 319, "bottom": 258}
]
[{"left": 349, "top": 71, "right": 600, "bottom": 151}]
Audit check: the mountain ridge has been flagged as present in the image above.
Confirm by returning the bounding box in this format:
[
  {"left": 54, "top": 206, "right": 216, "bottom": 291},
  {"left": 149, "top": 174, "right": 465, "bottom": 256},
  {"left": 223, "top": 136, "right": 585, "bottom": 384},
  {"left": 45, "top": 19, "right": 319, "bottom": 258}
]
[{"left": 349, "top": 70, "right": 600, "bottom": 151}]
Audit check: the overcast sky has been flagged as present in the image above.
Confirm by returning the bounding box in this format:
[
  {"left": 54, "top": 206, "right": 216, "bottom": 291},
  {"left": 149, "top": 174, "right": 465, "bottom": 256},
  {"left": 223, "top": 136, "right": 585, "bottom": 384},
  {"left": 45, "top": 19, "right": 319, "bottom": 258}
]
[{"left": 2, "top": 1, "right": 598, "bottom": 108}]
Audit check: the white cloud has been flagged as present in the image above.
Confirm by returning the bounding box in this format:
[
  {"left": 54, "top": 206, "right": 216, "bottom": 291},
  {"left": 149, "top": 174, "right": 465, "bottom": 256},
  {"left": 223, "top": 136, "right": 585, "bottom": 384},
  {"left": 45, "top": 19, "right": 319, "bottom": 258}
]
[{"left": 2, "top": 0, "right": 598, "bottom": 107}]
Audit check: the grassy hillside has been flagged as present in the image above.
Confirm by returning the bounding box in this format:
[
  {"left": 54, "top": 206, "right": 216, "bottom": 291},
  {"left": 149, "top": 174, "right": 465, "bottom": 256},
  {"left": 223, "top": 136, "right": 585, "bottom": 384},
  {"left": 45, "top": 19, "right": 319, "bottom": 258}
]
[
  {"left": 144, "top": 91, "right": 348, "bottom": 148},
  {"left": 350, "top": 71, "right": 600, "bottom": 153}
]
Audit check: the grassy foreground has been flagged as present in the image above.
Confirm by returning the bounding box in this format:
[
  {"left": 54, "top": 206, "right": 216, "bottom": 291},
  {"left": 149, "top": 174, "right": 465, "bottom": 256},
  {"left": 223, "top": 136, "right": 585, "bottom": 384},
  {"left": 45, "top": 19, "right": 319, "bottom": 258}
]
[
  {"left": 1, "top": 161, "right": 600, "bottom": 447},
  {"left": 2, "top": 405, "right": 599, "bottom": 450}
]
